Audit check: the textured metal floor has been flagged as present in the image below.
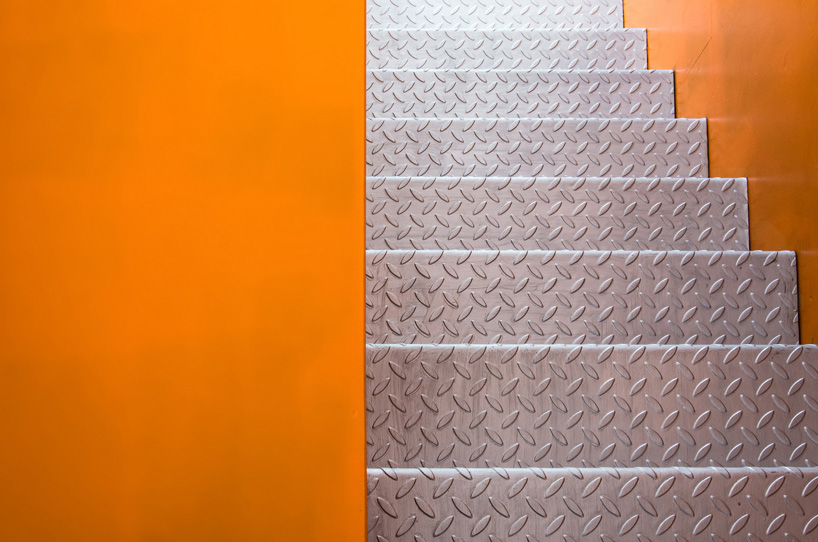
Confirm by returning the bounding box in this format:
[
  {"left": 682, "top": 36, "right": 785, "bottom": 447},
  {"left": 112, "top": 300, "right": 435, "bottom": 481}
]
[
  {"left": 367, "top": 177, "right": 749, "bottom": 251},
  {"left": 367, "top": 70, "right": 676, "bottom": 119},
  {"left": 365, "top": 0, "right": 817, "bottom": 539},
  {"left": 367, "top": 30, "right": 648, "bottom": 71},
  {"left": 368, "top": 118, "right": 709, "bottom": 178}
]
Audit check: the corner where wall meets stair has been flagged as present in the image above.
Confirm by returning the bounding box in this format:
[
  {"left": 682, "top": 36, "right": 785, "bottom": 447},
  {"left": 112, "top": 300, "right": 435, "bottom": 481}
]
[{"left": 365, "top": 0, "right": 818, "bottom": 539}]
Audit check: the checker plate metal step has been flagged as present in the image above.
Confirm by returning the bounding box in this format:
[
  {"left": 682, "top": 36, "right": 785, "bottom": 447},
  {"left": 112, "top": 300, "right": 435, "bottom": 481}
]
[
  {"left": 367, "top": 118, "right": 709, "bottom": 178},
  {"left": 367, "top": 0, "right": 624, "bottom": 30},
  {"left": 367, "top": 177, "right": 749, "bottom": 251},
  {"left": 367, "top": 466, "right": 818, "bottom": 540},
  {"left": 365, "top": 250, "right": 799, "bottom": 346},
  {"left": 367, "top": 69, "right": 675, "bottom": 119},
  {"left": 367, "top": 344, "right": 818, "bottom": 468},
  {"left": 368, "top": 29, "right": 647, "bottom": 71}
]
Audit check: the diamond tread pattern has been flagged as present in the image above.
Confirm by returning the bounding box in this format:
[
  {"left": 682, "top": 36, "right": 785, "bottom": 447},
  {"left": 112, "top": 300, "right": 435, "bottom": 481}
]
[
  {"left": 367, "top": 466, "right": 818, "bottom": 540},
  {"left": 367, "top": 29, "right": 648, "bottom": 71},
  {"left": 367, "top": 118, "right": 709, "bottom": 178},
  {"left": 367, "top": 344, "right": 818, "bottom": 468},
  {"left": 366, "top": 250, "right": 799, "bottom": 346},
  {"left": 366, "top": 176, "right": 749, "bottom": 251},
  {"left": 367, "top": 0, "right": 624, "bottom": 30},
  {"left": 364, "top": 0, "right": 811, "bottom": 538},
  {"left": 367, "top": 69, "right": 675, "bottom": 119}
]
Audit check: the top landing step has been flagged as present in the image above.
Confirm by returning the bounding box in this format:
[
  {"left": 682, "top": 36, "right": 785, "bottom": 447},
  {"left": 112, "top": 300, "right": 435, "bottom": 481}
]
[{"left": 368, "top": 0, "right": 624, "bottom": 30}]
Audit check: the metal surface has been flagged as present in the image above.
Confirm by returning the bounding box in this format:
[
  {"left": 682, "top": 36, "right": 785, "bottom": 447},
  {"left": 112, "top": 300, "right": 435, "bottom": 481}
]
[
  {"left": 364, "top": 0, "right": 817, "bottom": 537},
  {"left": 365, "top": 250, "right": 799, "bottom": 346},
  {"left": 367, "top": 118, "right": 709, "bottom": 178},
  {"left": 367, "top": 70, "right": 675, "bottom": 120},
  {"left": 367, "top": 344, "right": 818, "bottom": 468},
  {"left": 367, "top": 466, "right": 818, "bottom": 540},
  {"left": 367, "top": 0, "right": 624, "bottom": 30},
  {"left": 367, "top": 29, "right": 648, "bottom": 71},
  {"left": 366, "top": 176, "right": 749, "bottom": 251}
]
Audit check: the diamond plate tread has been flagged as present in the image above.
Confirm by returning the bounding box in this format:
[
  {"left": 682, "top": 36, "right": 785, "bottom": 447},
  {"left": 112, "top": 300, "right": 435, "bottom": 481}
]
[
  {"left": 367, "top": 70, "right": 675, "bottom": 120},
  {"left": 367, "top": 118, "right": 709, "bottom": 178},
  {"left": 367, "top": 29, "right": 648, "bottom": 71},
  {"left": 367, "top": 466, "right": 818, "bottom": 541},
  {"left": 366, "top": 177, "right": 749, "bottom": 252},
  {"left": 367, "top": 344, "right": 818, "bottom": 468},
  {"left": 365, "top": 250, "right": 799, "bottom": 346},
  {"left": 367, "top": 0, "right": 624, "bottom": 30}
]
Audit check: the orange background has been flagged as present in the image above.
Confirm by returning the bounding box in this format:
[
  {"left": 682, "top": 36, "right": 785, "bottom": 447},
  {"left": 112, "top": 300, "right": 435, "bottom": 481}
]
[
  {"left": 1, "top": 0, "right": 818, "bottom": 540},
  {"left": 0, "top": 1, "right": 363, "bottom": 540},
  {"left": 626, "top": 0, "right": 818, "bottom": 343}
]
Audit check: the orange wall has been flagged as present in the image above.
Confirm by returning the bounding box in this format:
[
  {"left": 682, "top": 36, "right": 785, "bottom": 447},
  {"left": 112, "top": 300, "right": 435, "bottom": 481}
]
[
  {"left": 626, "top": 0, "right": 818, "bottom": 343},
  {"left": 0, "top": 1, "right": 363, "bottom": 540}
]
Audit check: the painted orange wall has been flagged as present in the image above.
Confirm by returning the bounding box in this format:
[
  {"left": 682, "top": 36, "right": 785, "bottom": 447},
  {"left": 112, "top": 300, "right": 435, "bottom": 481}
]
[
  {"left": 0, "top": 1, "right": 363, "bottom": 540},
  {"left": 625, "top": 0, "right": 818, "bottom": 343}
]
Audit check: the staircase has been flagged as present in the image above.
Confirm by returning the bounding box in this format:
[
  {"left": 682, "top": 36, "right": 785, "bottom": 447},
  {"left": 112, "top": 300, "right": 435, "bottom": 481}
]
[{"left": 365, "top": 1, "right": 818, "bottom": 539}]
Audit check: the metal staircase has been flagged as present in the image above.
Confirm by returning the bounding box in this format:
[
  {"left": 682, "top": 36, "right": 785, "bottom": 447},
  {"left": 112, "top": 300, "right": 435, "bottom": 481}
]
[{"left": 365, "top": 1, "right": 818, "bottom": 539}]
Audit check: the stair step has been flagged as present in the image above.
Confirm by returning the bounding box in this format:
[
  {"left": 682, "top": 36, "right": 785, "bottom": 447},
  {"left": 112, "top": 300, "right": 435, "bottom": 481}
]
[
  {"left": 367, "top": 0, "right": 624, "bottom": 30},
  {"left": 367, "top": 29, "right": 648, "bottom": 71},
  {"left": 368, "top": 70, "right": 675, "bottom": 120},
  {"left": 367, "top": 118, "right": 709, "bottom": 178},
  {"left": 367, "top": 344, "right": 818, "bottom": 468},
  {"left": 367, "top": 177, "right": 748, "bottom": 251},
  {"left": 367, "top": 466, "right": 818, "bottom": 540},
  {"left": 365, "top": 250, "right": 799, "bottom": 346}
]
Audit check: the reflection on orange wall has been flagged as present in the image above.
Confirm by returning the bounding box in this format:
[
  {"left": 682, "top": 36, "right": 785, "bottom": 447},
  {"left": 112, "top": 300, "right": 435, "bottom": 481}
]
[
  {"left": 0, "top": 1, "right": 362, "bottom": 540},
  {"left": 626, "top": 0, "right": 818, "bottom": 342}
]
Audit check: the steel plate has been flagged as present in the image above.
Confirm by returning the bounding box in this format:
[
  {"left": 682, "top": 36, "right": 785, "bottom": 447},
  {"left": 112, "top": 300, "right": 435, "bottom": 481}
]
[
  {"left": 367, "top": 69, "right": 675, "bottom": 119},
  {"left": 367, "top": 118, "right": 709, "bottom": 178},
  {"left": 367, "top": 0, "right": 624, "bottom": 30},
  {"left": 367, "top": 466, "right": 818, "bottom": 540},
  {"left": 367, "top": 344, "right": 818, "bottom": 468},
  {"left": 365, "top": 250, "right": 799, "bottom": 345},
  {"left": 367, "top": 29, "right": 648, "bottom": 71},
  {"left": 366, "top": 176, "right": 749, "bottom": 251}
]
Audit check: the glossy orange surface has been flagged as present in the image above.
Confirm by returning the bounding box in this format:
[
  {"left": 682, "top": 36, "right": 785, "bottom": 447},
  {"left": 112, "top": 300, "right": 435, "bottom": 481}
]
[
  {"left": 626, "top": 0, "right": 818, "bottom": 342},
  {"left": 0, "top": 1, "right": 363, "bottom": 540}
]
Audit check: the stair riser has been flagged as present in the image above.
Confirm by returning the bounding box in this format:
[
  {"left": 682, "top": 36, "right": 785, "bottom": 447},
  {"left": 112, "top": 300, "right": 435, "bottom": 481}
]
[
  {"left": 367, "top": 0, "right": 624, "bottom": 30},
  {"left": 368, "top": 70, "right": 675, "bottom": 120},
  {"left": 367, "top": 29, "right": 648, "bottom": 71},
  {"left": 366, "top": 250, "right": 799, "bottom": 346},
  {"left": 367, "top": 467, "right": 818, "bottom": 540},
  {"left": 367, "top": 177, "right": 748, "bottom": 251},
  {"left": 367, "top": 119, "right": 709, "bottom": 178},
  {"left": 367, "top": 345, "right": 818, "bottom": 468}
]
